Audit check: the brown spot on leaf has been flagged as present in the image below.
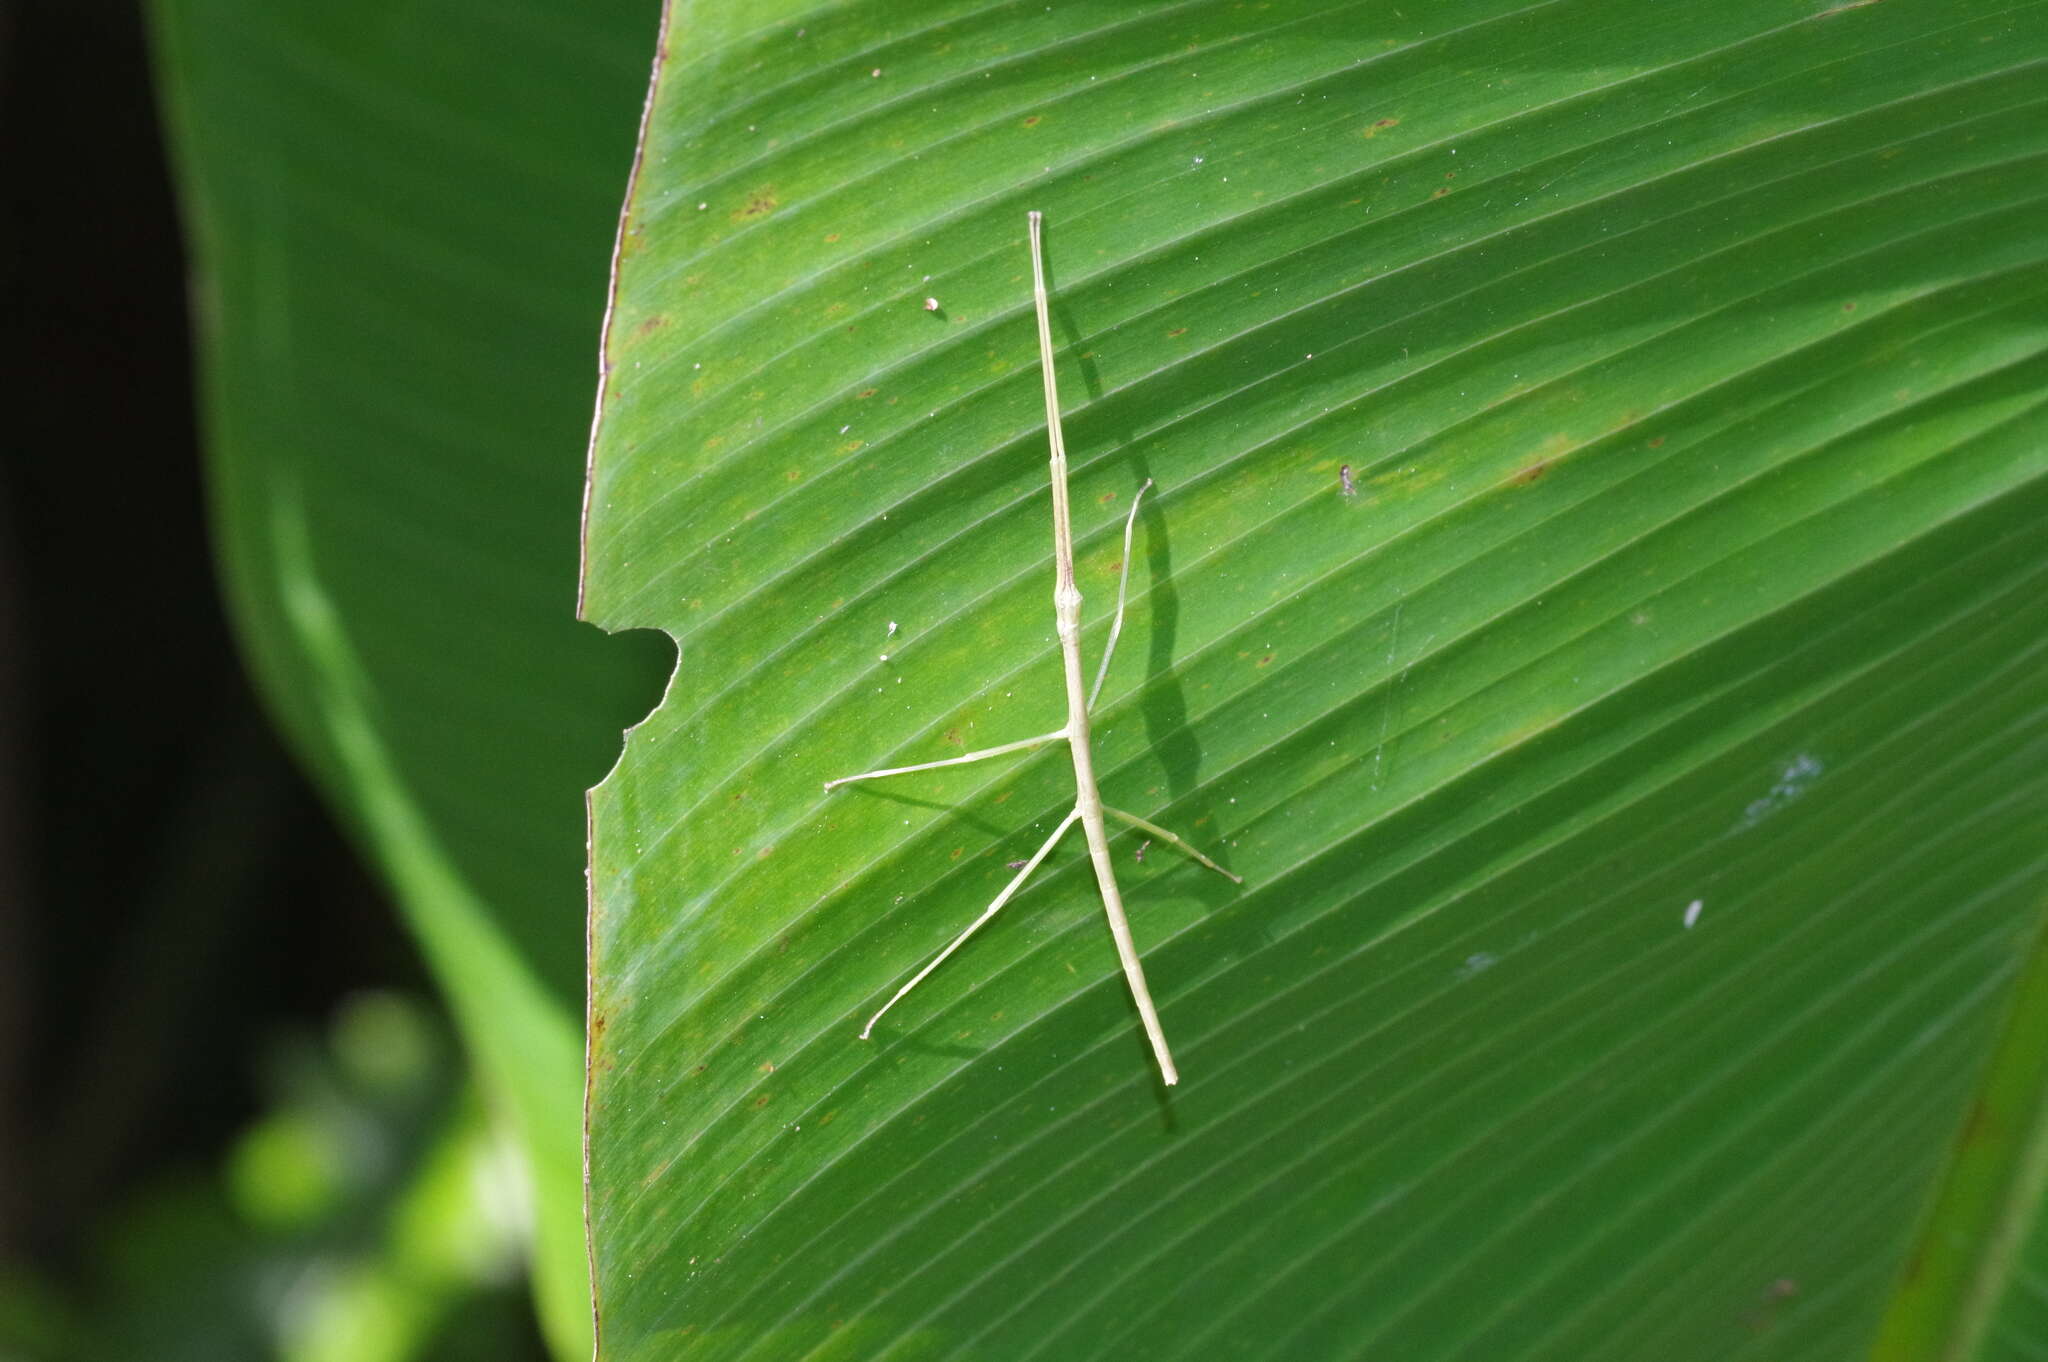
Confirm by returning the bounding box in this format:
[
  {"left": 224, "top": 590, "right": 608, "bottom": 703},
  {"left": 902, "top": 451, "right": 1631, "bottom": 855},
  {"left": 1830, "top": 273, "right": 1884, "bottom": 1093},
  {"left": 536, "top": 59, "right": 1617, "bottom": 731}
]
[
  {"left": 732, "top": 187, "right": 779, "bottom": 221},
  {"left": 753, "top": 1094, "right": 772, "bottom": 1108},
  {"left": 858, "top": 387, "right": 878, "bottom": 398},
  {"left": 1430, "top": 187, "right": 1450, "bottom": 199},
  {"left": 1510, "top": 460, "right": 1551, "bottom": 485},
  {"left": 1362, "top": 117, "right": 1399, "bottom": 138},
  {"left": 1168, "top": 327, "right": 1188, "bottom": 338},
  {"left": 1024, "top": 115, "right": 1041, "bottom": 127},
  {"left": 633, "top": 314, "right": 668, "bottom": 338},
  {"left": 1647, "top": 435, "right": 1666, "bottom": 449},
  {"left": 1842, "top": 300, "right": 1857, "bottom": 312}
]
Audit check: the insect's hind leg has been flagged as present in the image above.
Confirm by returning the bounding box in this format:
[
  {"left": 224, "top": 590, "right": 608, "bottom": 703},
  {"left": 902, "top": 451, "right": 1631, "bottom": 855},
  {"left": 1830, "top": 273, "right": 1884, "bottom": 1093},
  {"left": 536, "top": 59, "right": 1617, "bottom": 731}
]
[{"left": 861, "top": 807, "right": 1083, "bottom": 1038}]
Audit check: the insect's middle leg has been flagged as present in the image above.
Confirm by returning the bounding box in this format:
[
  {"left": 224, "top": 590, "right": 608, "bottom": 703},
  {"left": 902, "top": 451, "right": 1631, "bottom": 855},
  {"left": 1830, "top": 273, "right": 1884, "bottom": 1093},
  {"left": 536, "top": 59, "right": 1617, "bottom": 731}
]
[{"left": 1103, "top": 806, "right": 1241, "bottom": 884}]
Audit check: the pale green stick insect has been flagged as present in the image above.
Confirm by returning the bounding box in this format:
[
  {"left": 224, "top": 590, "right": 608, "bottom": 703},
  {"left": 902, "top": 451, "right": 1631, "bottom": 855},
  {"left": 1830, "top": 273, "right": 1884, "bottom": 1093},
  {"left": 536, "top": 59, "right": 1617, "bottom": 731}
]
[{"left": 825, "top": 212, "right": 1241, "bottom": 1086}]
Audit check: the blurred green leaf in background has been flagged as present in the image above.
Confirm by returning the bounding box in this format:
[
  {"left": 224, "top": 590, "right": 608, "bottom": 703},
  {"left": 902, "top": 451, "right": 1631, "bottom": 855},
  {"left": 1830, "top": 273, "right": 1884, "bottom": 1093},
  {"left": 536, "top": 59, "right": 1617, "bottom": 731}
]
[
  {"left": 142, "top": 0, "right": 670, "bottom": 1353},
  {"left": 8, "top": 0, "right": 634, "bottom": 1355}
]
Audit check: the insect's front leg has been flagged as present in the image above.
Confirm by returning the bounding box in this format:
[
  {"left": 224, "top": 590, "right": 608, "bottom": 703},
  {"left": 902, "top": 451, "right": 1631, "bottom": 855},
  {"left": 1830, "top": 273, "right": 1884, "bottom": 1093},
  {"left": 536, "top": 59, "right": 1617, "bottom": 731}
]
[
  {"left": 824, "top": 729, "right": 1068, "bottom": 792},
  {"left": 1087, "top": 478, "right": 1152, "bottom": 713}
]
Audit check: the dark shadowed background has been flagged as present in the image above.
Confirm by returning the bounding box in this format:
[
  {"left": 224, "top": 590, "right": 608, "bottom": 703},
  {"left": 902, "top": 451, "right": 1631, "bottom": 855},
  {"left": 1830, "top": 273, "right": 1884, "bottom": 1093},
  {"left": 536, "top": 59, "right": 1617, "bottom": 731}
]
[{"left": 0, "top": 3, "right": 551, "bottom": 1356}]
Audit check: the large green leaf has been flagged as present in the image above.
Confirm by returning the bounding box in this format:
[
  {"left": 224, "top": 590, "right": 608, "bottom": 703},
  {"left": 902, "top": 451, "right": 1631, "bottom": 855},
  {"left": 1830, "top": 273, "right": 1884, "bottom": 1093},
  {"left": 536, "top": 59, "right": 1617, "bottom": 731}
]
[
  {"left": 584, "top": 0, "right": 2048, "bottom": 1357},
  {"left": 147, "top": 1, "right": 669, "bottom": 1353}
]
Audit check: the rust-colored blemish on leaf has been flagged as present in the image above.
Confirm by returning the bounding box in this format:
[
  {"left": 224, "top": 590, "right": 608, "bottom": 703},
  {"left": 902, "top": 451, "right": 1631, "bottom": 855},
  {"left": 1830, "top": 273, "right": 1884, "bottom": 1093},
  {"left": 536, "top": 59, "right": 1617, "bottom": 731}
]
[
  {"left": 1647, "top": 435, "right": 1666, "bottom": 449},
  {"left": 732, "top": 186, "right": 779, "bottom": 221},
  {"left": 1510, "top": 460, "right": 1552, "bottom": 485},
  {"left": 1362, "top": 117, "right": 1399, "bottom": 138},
  {"left": 1168, "top": 326, "right": 1188, "bottom": 338},
  {"left": 752, "top": 1094, "right": 772, "bottom": 1108},
  {"left": 944, "top": 728, "right": 963, "bottom": 746},
  {"left": 633, "top": 314, "right": 668, "bottom": 338},
  {"left": 950, "top": 847, "right": 964, "bottom": 860},
  {"left": 758, "top": 1060, "right": 776, "bottom": 1074},
  {"left": 590, "top": 1010, "right": 607, "bottom": 1041},
  {"left": 1256, "top": 653, "right": 1275, "bottom": 667},
  {"left": 825, "top": 232, "right": 841, "bottom": 243},
  {"left": 1842, "top": 300, "right": 1858, "bottom": 312},
  {"left": 1957, "top": 1097, "right": 1992, "bottom": 1146},
  {"left": 857, "top": 387, "right": 878, "bottom": 398},
  {"left": 1023, "top": 115, "right": 1041, "bottom": 127},
  {"left": 1430, "top": 186, "right": 1450, "bottom": 199}
]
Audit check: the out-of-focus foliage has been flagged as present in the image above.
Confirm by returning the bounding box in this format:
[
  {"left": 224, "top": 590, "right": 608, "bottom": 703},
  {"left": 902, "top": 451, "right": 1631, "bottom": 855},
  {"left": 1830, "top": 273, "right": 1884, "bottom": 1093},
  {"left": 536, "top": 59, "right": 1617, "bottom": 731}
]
[
  {"left": 144, "top": 0, "right": 672, "bottom": 1350},
  {"left": 0, "top": 994, "right": 547, "bottom": 1362}
]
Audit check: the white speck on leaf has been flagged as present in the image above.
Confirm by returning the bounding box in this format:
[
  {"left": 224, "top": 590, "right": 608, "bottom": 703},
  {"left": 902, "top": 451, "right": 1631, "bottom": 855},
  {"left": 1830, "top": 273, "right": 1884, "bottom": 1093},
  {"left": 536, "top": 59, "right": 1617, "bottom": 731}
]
[{"left": 1734, "top": 753, "right": 1825, "bottom": 832}]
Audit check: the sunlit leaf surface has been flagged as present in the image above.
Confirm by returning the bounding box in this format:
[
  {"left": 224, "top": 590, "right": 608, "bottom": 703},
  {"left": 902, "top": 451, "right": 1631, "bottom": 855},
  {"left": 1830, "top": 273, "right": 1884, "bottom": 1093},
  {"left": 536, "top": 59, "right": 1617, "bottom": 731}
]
[{"left": 583, "top": 2, "right": 2048, "bottom": 1358}]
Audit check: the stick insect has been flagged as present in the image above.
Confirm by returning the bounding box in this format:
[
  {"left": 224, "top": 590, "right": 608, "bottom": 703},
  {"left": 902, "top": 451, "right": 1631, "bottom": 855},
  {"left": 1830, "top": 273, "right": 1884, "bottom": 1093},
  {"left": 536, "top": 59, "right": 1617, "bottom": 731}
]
[{"left": 825, "top": 211, "right": 1241, "bottom": 1086}]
